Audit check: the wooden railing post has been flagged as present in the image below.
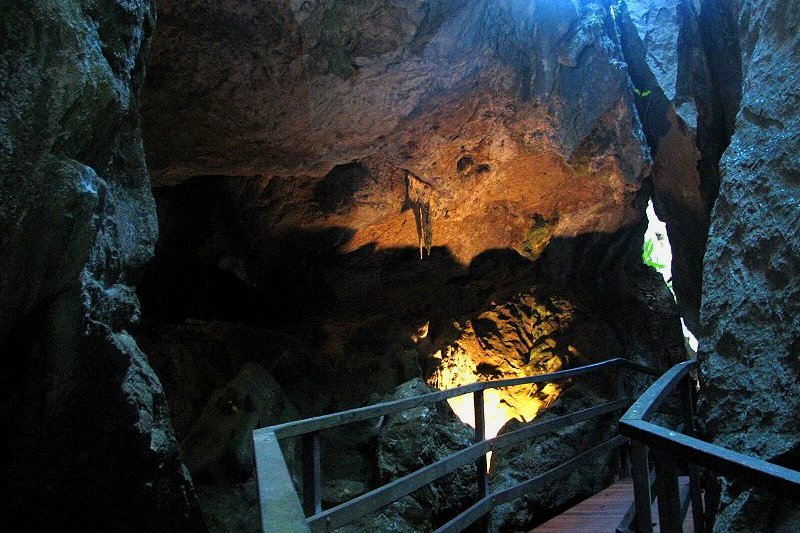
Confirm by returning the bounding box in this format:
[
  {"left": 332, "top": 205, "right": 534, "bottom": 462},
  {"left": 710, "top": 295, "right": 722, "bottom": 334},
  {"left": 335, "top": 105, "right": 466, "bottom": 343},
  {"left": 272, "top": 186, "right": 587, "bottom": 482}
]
[
  {"left": 616, "top": 368, "right": 631, "bottom": 478},
  {"left": 473, "top": 390, "right": 489, "bottom": 532},
  {"left": 630, "top": 441, "right": 653, "bottom": 533},
  {"left": 654, "top": 449, "right": 682, "bottom": 533},
  {"left": 681, "top": 377, "right": 706, "bottom": 532},
  {"left": 302, "top": 431, "right": 322, "bottom": 516}
]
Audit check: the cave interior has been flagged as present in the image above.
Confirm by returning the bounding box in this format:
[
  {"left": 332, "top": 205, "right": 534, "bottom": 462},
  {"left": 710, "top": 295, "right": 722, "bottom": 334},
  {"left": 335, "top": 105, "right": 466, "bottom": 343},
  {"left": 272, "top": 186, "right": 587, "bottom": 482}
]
[{"left": 0, "top": 0, "right": 798, "bottom": 532}]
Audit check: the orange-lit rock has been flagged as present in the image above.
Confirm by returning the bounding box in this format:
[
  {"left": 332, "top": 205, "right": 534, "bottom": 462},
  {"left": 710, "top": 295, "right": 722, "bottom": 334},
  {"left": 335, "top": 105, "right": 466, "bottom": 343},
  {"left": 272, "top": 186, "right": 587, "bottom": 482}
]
[
  {"left": 428, "top": 292, "right": 573, "bottom": 440},
  {"left": 144, "top": 0, "right": 649, "bottom": 271}
]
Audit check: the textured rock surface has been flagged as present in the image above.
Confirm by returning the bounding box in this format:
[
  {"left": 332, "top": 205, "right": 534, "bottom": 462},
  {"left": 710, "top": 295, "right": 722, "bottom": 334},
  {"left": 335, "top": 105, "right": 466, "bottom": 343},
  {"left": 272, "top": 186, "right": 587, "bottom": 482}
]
[
  {"left": 341, "top": 378, "right": 477, "bottom": 532},
  {"left": 427, "top": 279, "right": 685, "bottom": 437},
  {"left": 0, "top": 1, "right": 204, "bottom": 530},
  {"left": 699, "top": 0, "right": 800, "bottom": 530},
  {"left": 616, "top": 0, "right": 741, "bottom": 333},
  {"left": 143, "top": 0, "right": 651, "bottom": 269},
  {"left": 377, "top": 379, "right": 477, "bottom": 526}
]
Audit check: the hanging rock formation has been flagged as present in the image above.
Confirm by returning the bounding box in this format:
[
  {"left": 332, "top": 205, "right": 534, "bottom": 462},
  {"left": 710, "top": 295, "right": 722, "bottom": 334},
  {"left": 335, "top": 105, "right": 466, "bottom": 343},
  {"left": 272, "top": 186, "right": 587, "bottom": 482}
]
[{"left": 0, "top": 1, "right": 205, "bottom": 531}]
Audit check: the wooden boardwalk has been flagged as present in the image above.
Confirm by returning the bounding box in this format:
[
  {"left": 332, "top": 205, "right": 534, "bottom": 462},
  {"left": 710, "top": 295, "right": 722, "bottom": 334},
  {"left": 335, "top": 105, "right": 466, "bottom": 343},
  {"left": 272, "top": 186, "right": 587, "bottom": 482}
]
[{"left": 531, "top": 478, "right": 694, "bottom": 533}]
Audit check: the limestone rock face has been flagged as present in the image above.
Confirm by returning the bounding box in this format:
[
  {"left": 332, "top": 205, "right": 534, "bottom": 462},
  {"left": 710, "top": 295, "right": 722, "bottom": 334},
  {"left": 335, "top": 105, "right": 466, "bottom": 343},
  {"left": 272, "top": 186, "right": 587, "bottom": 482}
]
[
  {"left": 427, "top": 280, "right": 685, "bottom": 439},
  {"left": 143, "top": 0, "right": 651, "bottom": 270},
  {"left": 0, "top": 1, "right": 204, "bottom": 530},
  {"left": 616, "top": 0, "right": 741, "bottom": 333},
  {"left": 179, "top": 363, "right": 298, "bottom": 533},
  {"left": 699, "top": 0, "right": 800, "bottom": 530}
]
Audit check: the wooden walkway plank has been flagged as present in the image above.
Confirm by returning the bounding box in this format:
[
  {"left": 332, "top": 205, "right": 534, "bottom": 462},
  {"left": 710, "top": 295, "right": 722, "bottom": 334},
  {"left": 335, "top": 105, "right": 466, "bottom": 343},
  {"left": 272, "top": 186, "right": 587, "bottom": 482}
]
[{"left": 531, "top": 478, "right": 694, "bottom": 533}]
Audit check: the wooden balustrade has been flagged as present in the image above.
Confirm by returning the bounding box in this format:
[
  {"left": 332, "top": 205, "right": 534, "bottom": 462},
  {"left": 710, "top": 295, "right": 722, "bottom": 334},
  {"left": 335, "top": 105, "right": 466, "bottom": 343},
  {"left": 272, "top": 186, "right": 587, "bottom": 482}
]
[
  {"left": 253, "top": 358, "right": 658, "bottom": 533},
  {"left": 618, "top": 360, "right": 800, "bottom": 533}
]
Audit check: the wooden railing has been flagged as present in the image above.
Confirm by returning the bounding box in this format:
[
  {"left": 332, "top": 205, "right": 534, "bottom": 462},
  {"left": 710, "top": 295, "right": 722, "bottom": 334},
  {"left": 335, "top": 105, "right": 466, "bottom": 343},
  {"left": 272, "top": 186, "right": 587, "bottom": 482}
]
[
  {"left": 617, "top": 360, "right": 800, "bottom": 533},
  {"left": 252, "top": 358, "right": 660, "bottom": 533}
]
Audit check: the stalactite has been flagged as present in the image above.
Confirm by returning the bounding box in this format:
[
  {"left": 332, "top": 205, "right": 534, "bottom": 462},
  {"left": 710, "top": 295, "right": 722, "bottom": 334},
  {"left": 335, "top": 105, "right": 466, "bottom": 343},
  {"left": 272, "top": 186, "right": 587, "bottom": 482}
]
[{"left": 405, "top": 171, "right": 435, "bottom": 259}]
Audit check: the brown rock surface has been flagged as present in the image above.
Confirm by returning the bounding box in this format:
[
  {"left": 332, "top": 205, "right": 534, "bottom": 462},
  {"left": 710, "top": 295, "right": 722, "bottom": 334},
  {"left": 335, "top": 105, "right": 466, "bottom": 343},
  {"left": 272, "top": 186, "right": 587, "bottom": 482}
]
[{"left": 143, "top": 0, "right": 650, "bottom": 270}]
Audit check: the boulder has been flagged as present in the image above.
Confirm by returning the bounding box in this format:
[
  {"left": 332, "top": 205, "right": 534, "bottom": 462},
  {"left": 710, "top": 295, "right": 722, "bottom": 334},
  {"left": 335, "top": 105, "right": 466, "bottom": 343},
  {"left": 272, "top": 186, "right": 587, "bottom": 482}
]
[
  {"left": 181, "top": 362, "right": 298, "bottom": 481},
  {"left": 377, "top": 379, "right": 478, "bottom": 519},
  {"left": 341, "top": 378, "right": 478, "bottom": 532}
]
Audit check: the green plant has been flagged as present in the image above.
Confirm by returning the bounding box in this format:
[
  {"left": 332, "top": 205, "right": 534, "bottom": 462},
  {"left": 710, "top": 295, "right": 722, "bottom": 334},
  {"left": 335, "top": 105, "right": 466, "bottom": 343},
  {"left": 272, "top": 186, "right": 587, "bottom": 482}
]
[
  {"left": 642, "top": 239, "right": 666, "bottom": 269},
  {"left": 632, "top": 87, "right": 653, "bottom": 98}
]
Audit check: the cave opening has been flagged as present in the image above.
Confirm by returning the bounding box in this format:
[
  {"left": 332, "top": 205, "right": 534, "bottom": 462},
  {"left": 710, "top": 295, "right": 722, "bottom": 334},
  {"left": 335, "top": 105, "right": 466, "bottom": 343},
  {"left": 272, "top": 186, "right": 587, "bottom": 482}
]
[{"left": 643, "top": 198, "right": 699, "bottom": 353}]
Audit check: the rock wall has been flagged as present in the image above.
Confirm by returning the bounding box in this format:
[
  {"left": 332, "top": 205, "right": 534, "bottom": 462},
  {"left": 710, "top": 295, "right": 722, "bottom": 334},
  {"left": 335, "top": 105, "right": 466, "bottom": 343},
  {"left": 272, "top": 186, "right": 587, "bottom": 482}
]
[
  {"left": 0, "top": 1, "right": 204, "bottom": 531},
  {"left": 614, "top": 0, "right": 742, "bottom": 333},
  {"left": 699, "top": 0, "right": 800, "bottom": 531}
]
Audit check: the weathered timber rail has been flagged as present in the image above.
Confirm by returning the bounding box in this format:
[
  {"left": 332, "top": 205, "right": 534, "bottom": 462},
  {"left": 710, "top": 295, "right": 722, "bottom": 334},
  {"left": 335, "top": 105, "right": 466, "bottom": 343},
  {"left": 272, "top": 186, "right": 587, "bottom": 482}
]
[
  {"left": 617, "top": 360, "right": 800, "bottom": 533},
  {"left": 253, "top": 357, "right": 660, "bottom": 533}
]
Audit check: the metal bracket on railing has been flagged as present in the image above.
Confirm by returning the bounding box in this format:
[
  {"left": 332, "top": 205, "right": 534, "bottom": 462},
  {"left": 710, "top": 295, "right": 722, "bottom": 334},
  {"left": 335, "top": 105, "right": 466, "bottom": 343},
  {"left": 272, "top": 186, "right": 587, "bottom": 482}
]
[{"left": 303, "top": 431, "right": 322, "bottom": 516}]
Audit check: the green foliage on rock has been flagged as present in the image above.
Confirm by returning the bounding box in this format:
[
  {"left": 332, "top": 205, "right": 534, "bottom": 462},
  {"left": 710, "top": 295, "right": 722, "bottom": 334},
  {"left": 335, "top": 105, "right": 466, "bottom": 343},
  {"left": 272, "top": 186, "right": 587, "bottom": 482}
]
[
  {"left": 521, "top": 214, "right": 555, "bottom": 261},
  {"left": 642, "top": 239, "right": 666, "bottom": 270}
]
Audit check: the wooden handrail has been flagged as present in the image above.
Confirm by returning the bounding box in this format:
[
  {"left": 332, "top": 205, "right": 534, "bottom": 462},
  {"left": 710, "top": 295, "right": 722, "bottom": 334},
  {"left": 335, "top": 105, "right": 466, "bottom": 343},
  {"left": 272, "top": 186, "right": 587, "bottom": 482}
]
[
  {"left": 263, "top": 358, "right": 653, "bottom": 441},
  {"left": 618, "top": 360, "right": 800, "bottom": 533},
  {"left": 306, "top": 399, "right": 631, "bottom": 532},
  {"left": 254, "top": 358, "right": 658, "bottom": 533}
]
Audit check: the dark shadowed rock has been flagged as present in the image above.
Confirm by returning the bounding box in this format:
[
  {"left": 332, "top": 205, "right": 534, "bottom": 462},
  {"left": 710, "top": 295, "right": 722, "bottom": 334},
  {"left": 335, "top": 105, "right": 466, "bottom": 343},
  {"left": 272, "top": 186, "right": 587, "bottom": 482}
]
[
  {"left": 180, "top": 363, "right": 298, "bottom": 533},
  {"left": 333, "top": 378, "right": 478, "bottom": 532},
  {"left": 0, "top": 0, "right": 205, "bottom": 530},
  {"left": 181, "top": 362, "right": 298, "bottom": 481},
  {"left": 615, "top": 0, "right": 727, "bottom": 334},
  {"left": 699, "top": 0, "right": 800, "bottom": 530},
  {"left": 376, "top": 378, "right": 478, "bottom": 528}
]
